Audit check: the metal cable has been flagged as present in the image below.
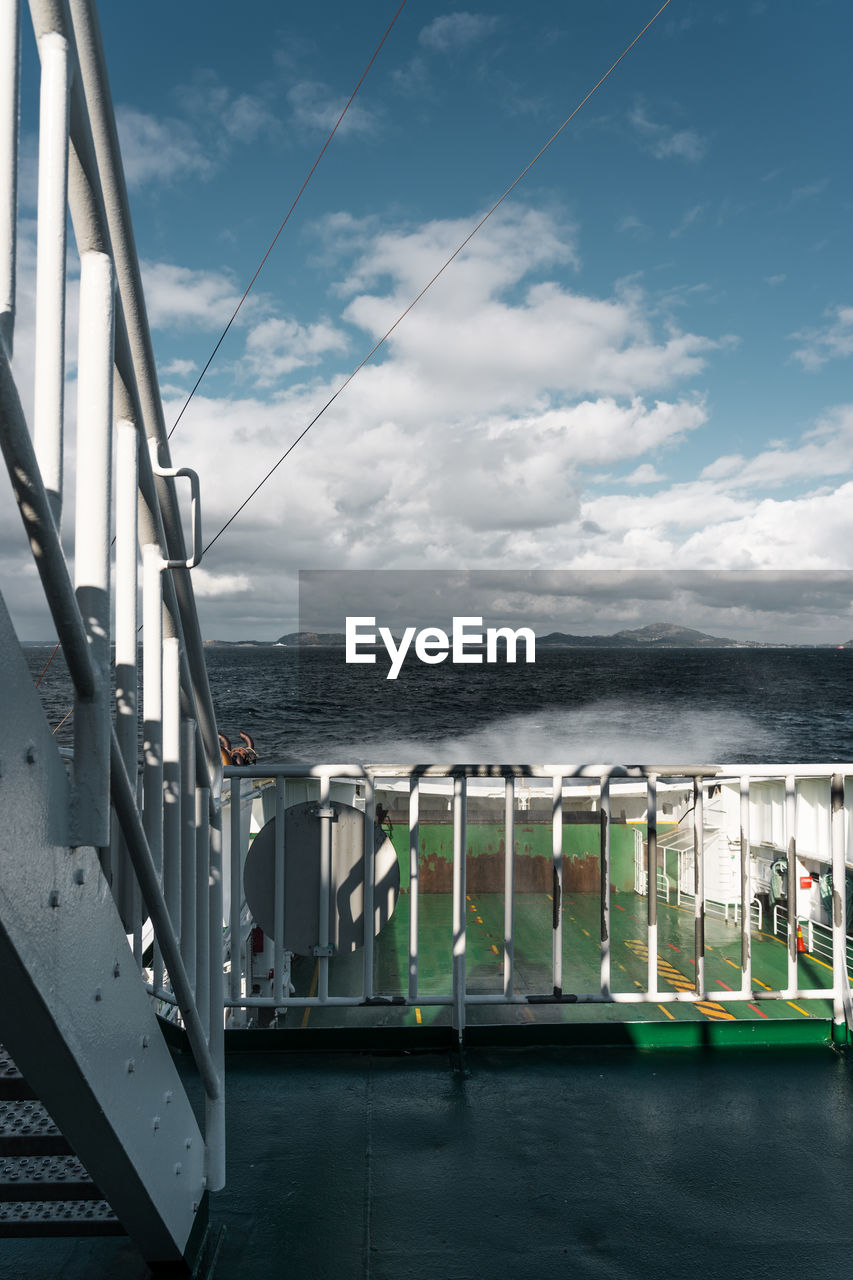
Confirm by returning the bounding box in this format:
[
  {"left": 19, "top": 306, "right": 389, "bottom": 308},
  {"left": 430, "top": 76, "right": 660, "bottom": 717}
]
[
  {"left": 203, "top": 0, "right": 673, "bottom": 555},
  {"left": 167, "top": 0, "right": 408, "bottom": 441}
]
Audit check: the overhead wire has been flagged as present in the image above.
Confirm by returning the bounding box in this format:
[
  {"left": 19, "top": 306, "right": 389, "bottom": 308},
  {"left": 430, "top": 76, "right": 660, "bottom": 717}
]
[
  {"left": 167, "top": 0, "right": 408, "bottom": 441},
  {"left": 202, "top": 0, "right": 673, "bottom": 555}
]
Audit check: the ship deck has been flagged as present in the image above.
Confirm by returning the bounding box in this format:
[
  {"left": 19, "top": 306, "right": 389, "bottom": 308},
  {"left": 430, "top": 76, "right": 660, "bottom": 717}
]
[
  {"left": 3, "top": 890, "right": 851, "bottom": 1278},
  {"left": 4, "top": 1036, "right": 853, "bottom": 1279}
]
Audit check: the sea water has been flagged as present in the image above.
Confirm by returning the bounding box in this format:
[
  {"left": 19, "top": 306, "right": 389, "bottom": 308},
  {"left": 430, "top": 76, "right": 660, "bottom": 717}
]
[{"left": 23, "top": 643, "right": 853, "bottom": 764}]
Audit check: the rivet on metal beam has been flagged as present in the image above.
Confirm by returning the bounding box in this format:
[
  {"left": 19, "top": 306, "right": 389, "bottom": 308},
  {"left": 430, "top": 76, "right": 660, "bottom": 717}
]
[
  {"left": 25, "top": 745, "right": 36, "bottom": 764},
  {"left": 48, "top": 890, "right": 60, "bottom": 908},
  {"left": 72, "top": 868, "right": 84, "bottom": 885},
  {"left": 141, "top": 1034, "right": 149, "bottom": 1049},
  {"left": 113, "top": 962, "right": 120, "bottom": 977},
  {"left": 126, "top": 1059, "right": 135, "bottom": 1074},
  {"left": 94, "top": 987, "right": 102, "bottom": 1002},
  {"left": 174, "top": 1163, "right": 182, "bottom": 1176},
  {"left": 152, "top": 1116, "right": 160, "bottom": 1131}
]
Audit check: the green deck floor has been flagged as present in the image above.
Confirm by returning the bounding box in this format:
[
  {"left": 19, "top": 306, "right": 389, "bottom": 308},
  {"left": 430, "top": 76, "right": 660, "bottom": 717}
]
[{"left": 283, "top": 887, "right": 837, "bottom": 1034}]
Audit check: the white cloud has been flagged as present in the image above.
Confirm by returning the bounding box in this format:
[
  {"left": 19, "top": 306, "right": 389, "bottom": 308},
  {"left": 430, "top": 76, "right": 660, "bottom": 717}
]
[
  {"left": 116, "top": 107, "right": 214, "bottom": 187},
  {"left": 418, "top": 13, "right": 499, "bottom": 53},
  {"left": 140, "top": 261, "right": 245, "bottom": 330},
  {"left": 624, "top": 463, "right": 668, "bottom": 486},
  {"left": 287, "top": 82, "right": 377, "bottom": 138},
  {"left": 791, "top": 306, "right": 853, "bottom": 371},
  {"left": 243, "top": 316, "right": 349, "bottom": 384},
  {"left": 629, "top": 104, "right": 707, "bottom": 163}
]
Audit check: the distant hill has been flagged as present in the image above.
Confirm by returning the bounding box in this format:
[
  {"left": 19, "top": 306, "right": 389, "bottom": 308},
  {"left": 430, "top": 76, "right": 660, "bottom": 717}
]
[
  {"left": 203, "top": 623, "right": 841, "bottom": 650},
  {"left": 275, "top": 631, "right": 346, "bottom": 646},
  {"left": 538, "top": 622, "right": 751, "bottom": 648}
]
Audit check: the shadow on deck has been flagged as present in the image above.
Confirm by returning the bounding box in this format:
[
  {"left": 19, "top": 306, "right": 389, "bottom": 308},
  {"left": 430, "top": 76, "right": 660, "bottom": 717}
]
[{"left": 4, "top": 1035, "right": 853, "bottom": 1279}]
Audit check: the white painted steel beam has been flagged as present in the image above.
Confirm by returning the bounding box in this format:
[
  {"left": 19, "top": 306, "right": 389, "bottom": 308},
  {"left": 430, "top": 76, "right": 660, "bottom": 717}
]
[
  {"left": 0, "top": 0, "right": 19, "bottom": 356},
  {"left": 33, "top": 26, "right": 69, "bottom": 527}
]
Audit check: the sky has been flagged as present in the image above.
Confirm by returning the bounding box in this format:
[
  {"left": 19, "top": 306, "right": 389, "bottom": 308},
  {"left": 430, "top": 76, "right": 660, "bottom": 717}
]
[{"left": 6, "top": 0, "right": 853, "bottom": 642}]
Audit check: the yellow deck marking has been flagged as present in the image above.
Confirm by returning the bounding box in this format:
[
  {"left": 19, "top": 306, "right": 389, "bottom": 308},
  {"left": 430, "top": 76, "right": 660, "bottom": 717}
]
[
  {"left": 301, "top": 961, "right": 319, "bottom": 1029},
  {"left": 581, "top": 928, "right": 590, "bottom": 937},
  {"left": 724, "top": 957, "right": 740, "bottom": 970},
  {"left": 523, "top": 1007, "right": 535, "bottom": 1022},
  {"left": 618, "top": 963, "right": 625, "bottom": 971},
  {"left": 624, "top": 938, "right": 733, "bottom": 1020},
  {"left": 476, "top": 916, "right": 483, "bottom": 923},
  {"left": 786, "top": 1002, "right": 811, "bottom": 1017},
  {"left": 657, "top": 1005, "right": 675, "bottom": 1020},
  {"left": 415, "top": 1007, "right": 422, "bottom": 1024},
  {"left": 753, "top": 977, "right": 772, "bottom": 990},
  {"left": 491, "top": 944, "right": 500, "bottom": 955},
  {"left": 546, "top": 894, "right": 552, "bottom": 901}
]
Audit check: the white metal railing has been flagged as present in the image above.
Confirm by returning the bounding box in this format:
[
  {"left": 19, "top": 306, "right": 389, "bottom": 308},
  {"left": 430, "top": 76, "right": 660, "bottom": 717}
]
[
  {"left": 0, "top": 0, "right": 223, "bottom": 1187},
  {"left": 217, "top": 763, "right": 853, "bottom": 1042},
  {"left": 772, "top": 904, "right": 853, "bottom": 975}
]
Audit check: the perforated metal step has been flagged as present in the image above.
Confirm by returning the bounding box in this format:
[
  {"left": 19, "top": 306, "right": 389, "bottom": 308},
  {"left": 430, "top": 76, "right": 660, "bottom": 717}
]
[
  {"left": 0, "top": 1101, "right": 71, "bottom": 1156},
  {"left": 0, "top": 1155, "right": 103, "bottom": 1201},
  {"left": 0, "top": 1197, "right": 123, "bottom": 1237},
  {"left": 0, "top": 1046, "right": 35, "bottom": 1101}
]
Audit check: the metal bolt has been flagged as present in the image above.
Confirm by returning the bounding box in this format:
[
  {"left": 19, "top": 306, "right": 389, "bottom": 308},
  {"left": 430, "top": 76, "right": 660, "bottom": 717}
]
[
  {"left": 127, "top": 1059, "right": 135, "bottom": 1074},
  {"left": 164, "top": 1090, "right": 173, "bottom": 1104},
  {"left": 113, "top": 962, "right": 120, "bottom": 978},
  {"left": 152, "top": 1117, "right": 160, "bottom": 1131},
  {"left": 174, "top": 1163, "right": 182, "bottom": 1176},
  {"left": 141, "top": 1034, "right": 149, "bottom": 1049},
  {"left": 72, "top": 868, "right": 84, "bottom": 885},
  {"left": 185, "top": 1138, "right": 192, "bottom": 1150},
  {"left": 25, "top": 745, "right": 36, "bottom": 764},
  {"left": 48, "top": 890, "right": 60, "bottom": 909},
  {"left": 94, "top": 987, "right": 102, "bottom": 1002}
]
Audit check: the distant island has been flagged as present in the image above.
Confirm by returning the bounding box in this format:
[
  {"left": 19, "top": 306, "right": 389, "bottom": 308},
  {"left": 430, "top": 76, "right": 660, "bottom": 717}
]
[{"left": 201, "top": 622, "right": 853, "bottom": 650}]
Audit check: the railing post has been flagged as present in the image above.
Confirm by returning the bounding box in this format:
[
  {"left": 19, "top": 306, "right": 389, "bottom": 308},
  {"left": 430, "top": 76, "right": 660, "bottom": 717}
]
[
  {"left": 600, "top": 774, "right": 611, "bottom": 999},
  {"left": 180, "top": 717, "right": 196, "bottom": 992},
  {"left": 693, "top": 776, "right": 705, "bottom": 1000},
  {"left": 451, "top": 774, "right": 467, "bottom": 1045},
  {"left": 113, "top": 417, "right": 140, "bottom": 933},
  {"left": 647, "top": 774, "right": 658, "bottom": 998},
  {"left": 362, "top": 775, "right": 375, "bottom": 1001},
  {"left": 739, "top": 776, "right": 752, "bottom": 997},
  {"left": 318, "top": 774, "right": 332, "bottom": 1003},
  {"left": 552, "top": 774, "right": 563, "bottom": 996},
  {"left": 830, "top": 774, "right": 847, "bottom": 1030},
  {"left": 33, "top": 26, "right": 69, "bottom": 528},
  {"left": 408, "top": 776, "right": 419, "bottom": 1002},
  {"left": 503, "top": 776, "right": 515, "bottom": 1001},
  {"left": 71, "top": 248, "right": 113, "bottom": 852},
  {"left": 0, "top": 0, "right": 19, "bottom": 357},
  {"left": 163, "top": 637, "right": 182, "bottom": 940},
  {"left": 785, "top": 774, "right": 797, "bottom": 996},
  {"left": 229, "top": 777, "right": 244, "bottom": 1021},
  {"left": 273, "top": 777, "right": 286, "bottom": 1004}
]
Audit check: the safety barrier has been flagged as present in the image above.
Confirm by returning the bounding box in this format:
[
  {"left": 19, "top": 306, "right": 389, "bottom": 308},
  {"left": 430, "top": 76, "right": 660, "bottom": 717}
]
[{"left": 218, "top": 763, "right": 853, "bottom": 1040}]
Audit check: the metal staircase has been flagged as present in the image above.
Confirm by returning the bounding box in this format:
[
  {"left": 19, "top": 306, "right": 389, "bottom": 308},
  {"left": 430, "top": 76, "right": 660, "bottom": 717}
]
[{"left": 0, "top": 0, "right": 225, "bottom": 1271}]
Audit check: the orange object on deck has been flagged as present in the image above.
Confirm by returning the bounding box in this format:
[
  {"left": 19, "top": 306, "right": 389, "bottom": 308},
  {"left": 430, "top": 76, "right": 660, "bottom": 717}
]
[{"left": 796, "top": 923, "right": 806, "bottom": 954}]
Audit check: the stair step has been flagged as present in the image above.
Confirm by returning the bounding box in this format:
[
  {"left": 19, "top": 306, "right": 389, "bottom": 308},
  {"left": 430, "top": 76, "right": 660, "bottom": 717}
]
[
  {"left": 0, "top": 1155, "right": 103, "bottom": 1201},
  {"left": 0, "top": 1047, "right": 35, "bottom": 1101},
  {"left": 0, "top": 1197, "right": 123, "bottom": 1237},
  {"left": 0, "top": 1101, "right": 72, "bottom": 1156}
]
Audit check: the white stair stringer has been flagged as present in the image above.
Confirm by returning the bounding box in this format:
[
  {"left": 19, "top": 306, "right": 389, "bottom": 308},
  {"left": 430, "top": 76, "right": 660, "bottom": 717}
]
[{"left": 0, "top": 594, "right": 207, "bottom": 1265}]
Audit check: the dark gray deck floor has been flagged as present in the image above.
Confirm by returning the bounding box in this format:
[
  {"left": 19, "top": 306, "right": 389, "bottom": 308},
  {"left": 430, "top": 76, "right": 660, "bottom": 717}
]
[{"left": 2, "top": 1042, "right": 853, "bottom": 1279}]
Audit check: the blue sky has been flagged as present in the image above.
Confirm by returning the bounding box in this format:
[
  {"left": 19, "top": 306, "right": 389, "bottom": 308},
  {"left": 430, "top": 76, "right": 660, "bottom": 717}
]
[{"left": 7, "top": 0, "right": 853, "bottom": 640}]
